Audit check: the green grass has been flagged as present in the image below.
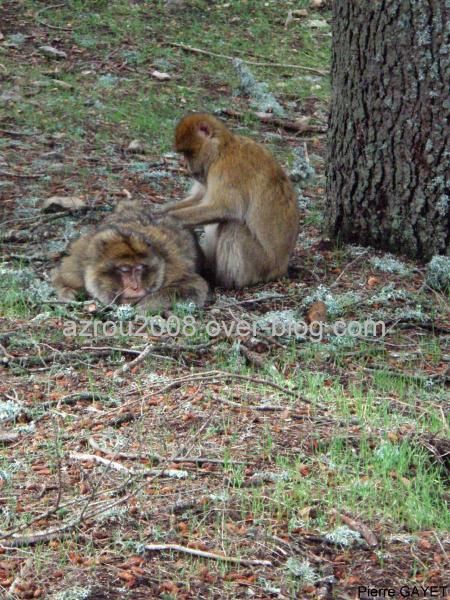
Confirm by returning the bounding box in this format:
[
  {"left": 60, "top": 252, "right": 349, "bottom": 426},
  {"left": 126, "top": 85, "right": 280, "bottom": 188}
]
[
  {"left": 2, "top": 0, "right": 330, "bottom": 155},
  {"left": 236, "top": 436, "right": 449, "bottom": 532}
]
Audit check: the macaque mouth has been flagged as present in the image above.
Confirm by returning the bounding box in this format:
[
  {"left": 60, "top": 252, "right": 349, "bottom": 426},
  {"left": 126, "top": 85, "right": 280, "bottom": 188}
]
[{"left": 121, "top": 288, "right": 148, "bottom": 300}]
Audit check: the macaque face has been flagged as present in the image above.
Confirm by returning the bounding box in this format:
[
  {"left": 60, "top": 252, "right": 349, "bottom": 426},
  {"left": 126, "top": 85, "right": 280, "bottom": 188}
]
[
  {"left": 175, "top": 119, "right": 215, "bottom": 183},
  {"left": 108, "top": 257, "right": 165, "bottom": 304},
  {"left": 116, "top": 263, "right": 147, "bottom": 299},
  {"left": 84, "top": 231, "right": 166, "bottom": 305}
]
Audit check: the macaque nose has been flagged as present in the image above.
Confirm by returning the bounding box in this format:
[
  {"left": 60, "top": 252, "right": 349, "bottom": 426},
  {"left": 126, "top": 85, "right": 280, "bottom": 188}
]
[{"left": 130, "top": 270, "right": 139, "bottom": 289}]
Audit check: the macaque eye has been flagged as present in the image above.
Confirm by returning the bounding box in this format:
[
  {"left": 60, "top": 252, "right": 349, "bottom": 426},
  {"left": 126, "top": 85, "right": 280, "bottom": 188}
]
[
  {"left": 135, "top": 264, "right": 144, "bottom": 272},
  {"left": 118, "top": 266, "right": 131, "bottom": 273}
]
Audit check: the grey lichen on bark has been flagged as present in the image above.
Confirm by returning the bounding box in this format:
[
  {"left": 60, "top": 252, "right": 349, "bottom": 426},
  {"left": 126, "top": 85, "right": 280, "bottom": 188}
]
[{"left": 326, "top": 0, "right": 449, "bottom": 260}]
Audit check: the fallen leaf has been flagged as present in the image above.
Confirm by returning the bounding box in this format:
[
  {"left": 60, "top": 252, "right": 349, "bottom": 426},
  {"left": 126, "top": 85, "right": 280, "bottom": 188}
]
[
  {"left": 306, "top": 300, "right": 327, "bottom": 324},
  {"left": 367, "top": 276, "right": 379, "bottom": 287}
]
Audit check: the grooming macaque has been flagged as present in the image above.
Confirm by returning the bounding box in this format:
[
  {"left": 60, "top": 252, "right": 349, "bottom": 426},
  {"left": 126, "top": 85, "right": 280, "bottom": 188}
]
[
  {"left": 52, "top": 201, "right": 208, "bottom": 310},
  {"left": 161, "top": 113, "right": 299, "bottom": 289}
]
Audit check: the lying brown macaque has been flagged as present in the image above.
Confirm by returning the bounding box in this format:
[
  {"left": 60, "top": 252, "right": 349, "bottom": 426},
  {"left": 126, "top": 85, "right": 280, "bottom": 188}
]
[
  {"left": 52, "top": 201, "right": 208, "bottom": 311},
  {"left": 161, "top": 113, "right": 299, "bottom": 289}
]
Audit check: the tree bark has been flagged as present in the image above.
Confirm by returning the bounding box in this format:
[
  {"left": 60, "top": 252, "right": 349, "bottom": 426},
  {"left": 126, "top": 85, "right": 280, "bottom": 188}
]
[{"left": 326, "top": 1, "right": 449, "bottom": 260}]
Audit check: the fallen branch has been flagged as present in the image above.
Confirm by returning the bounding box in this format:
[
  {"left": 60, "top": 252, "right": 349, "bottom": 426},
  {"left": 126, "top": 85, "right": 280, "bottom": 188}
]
[
  {"left": 164, "top": 41, "right": 328, "bottom": 76},
  {"left": 1, "top": 520, "right": 80, "bottom": 548},
  {"left": 69, "top": 451, "right": 189, "bottom": 479},
  {"left": 88, "top": 436, "right": 247, "bottom": 465},
  {"left": 0, "top": 170, "right": 45, "bottom": 179},
  {"left": 40, "top": 391, "right": 113, "bottom": 410},
  {"left": 0, "top": 128, "right": 35, "bottom": 137},
  {"left": 255, "top": 112, "right": 327, "bottom": 134},
  {"left": 145, "top": 543, "right": 272, "bottom": 567},
  {"left": 218, "top": 107, "right": 327, "bottom": 135}
]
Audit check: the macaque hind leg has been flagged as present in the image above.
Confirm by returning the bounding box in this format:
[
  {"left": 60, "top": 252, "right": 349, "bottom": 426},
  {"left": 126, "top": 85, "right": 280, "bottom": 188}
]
[
  {"left": 215, "top": 223, "right": 273, "bottom": 289},
  {"left": 51, "top": 255, "right": 86, "bottom": 301}
]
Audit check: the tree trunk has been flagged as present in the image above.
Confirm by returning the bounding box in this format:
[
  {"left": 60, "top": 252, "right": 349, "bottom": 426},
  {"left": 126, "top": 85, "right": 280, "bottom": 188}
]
[{"left": 326, "top": 1, "right": 449, "bottom": 260}]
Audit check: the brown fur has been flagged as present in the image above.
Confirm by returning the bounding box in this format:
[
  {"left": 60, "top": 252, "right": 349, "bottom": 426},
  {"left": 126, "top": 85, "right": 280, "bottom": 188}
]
[
  {"left": 163, "top": 113, "right": 299, "bottom": 288},
  {"left": 52, "top": 201, "right": 208, "bottom": 311}
]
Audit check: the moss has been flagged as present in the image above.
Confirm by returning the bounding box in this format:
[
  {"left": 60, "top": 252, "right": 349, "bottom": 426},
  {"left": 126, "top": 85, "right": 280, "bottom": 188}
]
[
  {"left": 325, "top": 526, "right": 363, "bottom": 547},
  {"left": 232, "top": 58, "right": 285, "bottom": 116},
  {"left": 286, "top": 558, "right": 317, "bottom": 583},
  {"left": 369, "top": 255, "right": 411, "bottom": 276},
  {"left": 426, "top": 255, "right": 450, "bottom": 291},
  {"left": 51, "top": 588, "right": 92, "bottom": 600},
  {"left": 290, "top": 145, "right": 316, "bottom": 182}
]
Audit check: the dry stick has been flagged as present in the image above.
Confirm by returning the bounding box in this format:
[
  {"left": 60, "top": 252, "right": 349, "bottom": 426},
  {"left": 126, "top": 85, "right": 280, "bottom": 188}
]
[
  {"left": 69, "top": 452, "right": 189, "bottom": 479},
  {"left": 255, "top": 112, "right": 327, "bottom": 134},
  {"left": 433, "top": 532, "right": 449, "bottom": 563},
  {"left": 40, "top": 391, "right": 113, "bottom": 410},
  {"left": 113, "top": 343, "right": 154, "bottom": 377},
  {"left": 165, "top": 41, "right": 328, "bottom": 76},
  {"left": 145, "top": 543, "right": 272, "bottom": 567},
  {"left": 330, "top": 250, "right": 369, "bottom": 289},
  {"left": 0, "top": 170, "right": 45, "bottom": 179},
  {"left": 0, "top": 128, "right": 34, "bottom": 137},
  {"left": 35, "top": 2, "right": 74, "bottom": 31},
  {"left": 88, "top": 436, "right": 247, "bottom": 465},
  {"left": 1, "top": 519, "right": 81, "bottom": 548}
]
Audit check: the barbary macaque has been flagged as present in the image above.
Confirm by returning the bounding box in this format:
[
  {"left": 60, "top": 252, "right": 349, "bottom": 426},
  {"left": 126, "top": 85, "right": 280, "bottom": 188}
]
[
  {"left": 161, "top": 113, "right": 299, "bottom": 288},
  {"left": 51, "top": 201, "right": 208, "bottom": 310}
]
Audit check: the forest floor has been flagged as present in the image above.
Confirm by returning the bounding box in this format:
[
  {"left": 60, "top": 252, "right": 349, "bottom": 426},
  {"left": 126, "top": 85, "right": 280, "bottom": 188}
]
[{"left": 0, "top": 1, "right": 449, "bottom": 599}]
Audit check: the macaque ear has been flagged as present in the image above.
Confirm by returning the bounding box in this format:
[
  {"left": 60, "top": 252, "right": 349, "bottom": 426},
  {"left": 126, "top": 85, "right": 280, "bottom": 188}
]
[{"left": 197, "top": 121, "right": 213, "bottom": 138}]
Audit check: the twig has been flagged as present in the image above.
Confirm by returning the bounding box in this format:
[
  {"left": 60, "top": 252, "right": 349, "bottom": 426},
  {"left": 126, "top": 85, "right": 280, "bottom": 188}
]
[
  {"left": 88, "top": 436, "right": 247, "bottom": 465},
  {"left": 1, "top": 519, "right": 81, "bottom": 548},
  {"left": 113, "top": 343, "right": 154, "bottom": 377},
  {"left": 330, "top": 250, "right": 369, "bottom": 289},
  {"left": 165, "top": 41, "right": 328, "bottom": 76},
  {"left": 432, "top": 532, "right": 449, "bottom": 563},
  {"left": 69, "top": 452, "right": 189, "bottom": 479},
  {"left": 145, "top": 543, "right": 272, "bottom": 567},
  {"left": 0, "top": 170, "right": 45, "bottom": 179},
  {"left": 0, "top": 128, "right": 34, "bottom": 137},
  {"left": 35, "top": 2, "right": 74, "bottom": 31},
  {"left": 255, "top": 113, "right": 327, "bottom": 134},
  {"left": 40, "top": 391, "right": 112, "bottom": 410}
]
